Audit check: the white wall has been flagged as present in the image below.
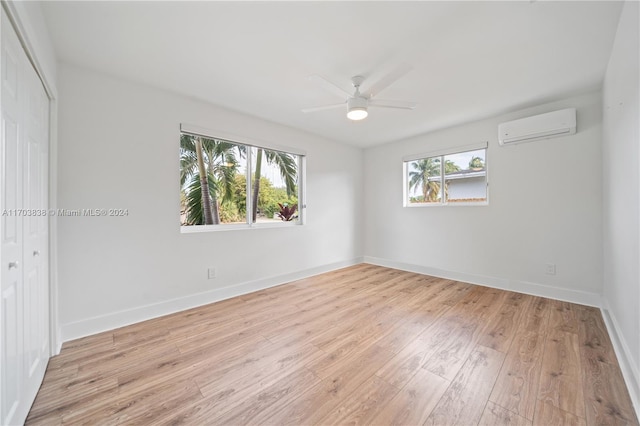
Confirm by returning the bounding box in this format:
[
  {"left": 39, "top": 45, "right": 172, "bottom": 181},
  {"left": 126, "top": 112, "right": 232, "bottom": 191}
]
[
  {"left": 602, "top": 0, "right": 640, "bottom": 412},
  {"left": 364, "top": 91, "right": 603, "bottom": 305},
  {"left": 56, "top": 63, "right": 363, "bottom": 340}
]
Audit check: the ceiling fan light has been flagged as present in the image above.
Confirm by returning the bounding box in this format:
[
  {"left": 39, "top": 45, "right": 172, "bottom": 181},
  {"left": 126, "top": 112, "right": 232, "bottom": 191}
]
[
  {"left": 347, "top": 107, "right": 368, "bottom": 121},
  {"left": 347, "top": 96, "right": 368, "bottom": 120}
]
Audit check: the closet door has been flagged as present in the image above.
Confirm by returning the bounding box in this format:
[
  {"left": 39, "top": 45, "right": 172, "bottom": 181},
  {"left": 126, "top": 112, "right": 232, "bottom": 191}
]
[
  {"left": 1, "top": 8, "right": 50, "bottom": 425},
  {"left": 21, "top": 35, "right": 50, "bottom": 413},
  {"left": 1, "top": 6, "right": 25, "bottom": 424}
]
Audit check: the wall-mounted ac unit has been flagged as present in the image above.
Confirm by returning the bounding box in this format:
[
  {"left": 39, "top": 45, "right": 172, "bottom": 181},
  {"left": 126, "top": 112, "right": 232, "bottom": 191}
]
[{"left": 498, "top": 108, "right": 576, "bottom": 146}]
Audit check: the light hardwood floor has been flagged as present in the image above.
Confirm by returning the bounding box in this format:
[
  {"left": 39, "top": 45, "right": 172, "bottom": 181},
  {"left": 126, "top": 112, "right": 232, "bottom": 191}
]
[{"left": 27, "top": 264, "right": 638, "bottom": 425}]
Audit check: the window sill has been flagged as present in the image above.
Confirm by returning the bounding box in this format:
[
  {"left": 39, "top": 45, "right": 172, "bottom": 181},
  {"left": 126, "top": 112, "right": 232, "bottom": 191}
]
[
  {"left": 180, "top": 221, "right": 302, "bottom": 233},
  {"left": 404, "top": 201, "right": 489, "bottom": 208}
]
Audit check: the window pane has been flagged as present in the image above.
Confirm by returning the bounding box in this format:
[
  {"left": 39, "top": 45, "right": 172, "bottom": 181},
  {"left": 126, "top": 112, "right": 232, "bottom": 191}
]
[
  {"left": 407, "top": 156, "right": 442, "bottom": 204},
  {"left": 250, "top": 147, "right": 299, "bottom": 224},
  {"left": 180, "top": 134, "right": 246, "bottom": 225},
  {"left": 443, "top": 149, "right": 487, "bottom": 203}
]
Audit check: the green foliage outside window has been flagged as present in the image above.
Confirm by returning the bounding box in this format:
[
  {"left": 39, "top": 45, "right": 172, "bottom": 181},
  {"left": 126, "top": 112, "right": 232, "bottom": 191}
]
[{"left": 180, "top": 133, "right": 300, "bottom": 226}]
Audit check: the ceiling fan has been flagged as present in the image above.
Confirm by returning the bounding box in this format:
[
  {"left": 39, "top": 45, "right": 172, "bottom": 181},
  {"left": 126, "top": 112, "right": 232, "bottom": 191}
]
[{"left": 302, "top": 72, "right": 417, "bottom": 121}]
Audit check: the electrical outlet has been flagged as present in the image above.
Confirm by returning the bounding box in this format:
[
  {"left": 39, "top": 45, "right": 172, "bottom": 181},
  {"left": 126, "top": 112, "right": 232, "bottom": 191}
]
[
  {"left": 207, "top": 267, "right": 217, "bottom": 279},
  {"left": 545, "top": 263, "right": 556, "bottom": 275}
]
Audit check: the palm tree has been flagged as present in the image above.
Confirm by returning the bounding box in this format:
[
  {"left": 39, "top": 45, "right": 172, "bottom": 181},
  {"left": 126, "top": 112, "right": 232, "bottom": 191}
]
[
  {"left": 409, "top": 158, "right": 441, "bottom": 202},
  {"left": 251, "top": 148, "right": 297, "bottom": 222},
  {"left": 444, "top": 159, "right": 461, "bottom": 174},
  {"left": 183, "top": 170, "right": 217, "bottom": 225},
  {"left": 180, "top": 134, "right": 239, "bottom": 225},
  {"left": 469, "top": 156, "right": 484, "bottom": 169}
]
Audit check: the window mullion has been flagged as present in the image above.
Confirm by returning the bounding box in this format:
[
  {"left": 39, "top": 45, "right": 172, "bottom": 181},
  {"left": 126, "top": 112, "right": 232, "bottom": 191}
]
[
  {"left": 440, "top": 155, "right": 445, "bottom": 204},
  {"left": 298, "top": 155, "right": 307, "bottom": 224},
  {"left": 245, "top": 146, "right": 252, "bottom": 226}
]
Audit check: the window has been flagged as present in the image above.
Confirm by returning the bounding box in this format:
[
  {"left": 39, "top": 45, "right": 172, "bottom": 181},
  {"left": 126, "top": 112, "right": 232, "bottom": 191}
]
[
  {"left": 404, "top": 143, "right": 488, "bottom": 206},
  {"left": 180, "top": 125, "right": 305, "bottom": 230}
]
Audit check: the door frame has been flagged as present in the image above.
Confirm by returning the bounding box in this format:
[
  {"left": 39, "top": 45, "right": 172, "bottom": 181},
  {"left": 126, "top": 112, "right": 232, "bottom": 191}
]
[{"left": 2, "top": 1, "right": 60, "bottom": 355}]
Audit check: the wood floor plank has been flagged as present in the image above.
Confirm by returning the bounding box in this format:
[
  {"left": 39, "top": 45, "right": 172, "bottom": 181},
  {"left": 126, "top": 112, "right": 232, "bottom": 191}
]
[
  {"left": 373, "top": 304, "right": 449, "bottom": 354},
  {"left": 173, "top": 316, "right": 275, "bottom": 354},
  {"left": 167, "top": 310, "right": 248, "bottom": 338},
  {"left": 253, "top": 343, "right": 395, "bottom": 425},
  {"left": 25, "top": 375, "right": 118, "bottom": 423},
  {"left": 489, "top": 296, "right": 551, "bottom": 420},
  {"left": 313, "top": 375, "right": 400, "bottom": 425},
  {"left": 236, "top": 287, "right": 327, "bottom": 324},
  {"left": 117, "top": 333, "right": 275, "bottom": 405},
  {"left": 308, "top": 303, "right": 399, "bottom": 353},
  {"left": 396, "top": 272, "right": 440, "bottom": 295},
  {"left": 164, "top": 367, "right": 319, "bottom": 425},
  {"left": 57, "top": 329, "right": 114, "bottom": 351},
  {"left": 576, "top": 305, "right": 618, "bottom": 365},
  {"left": 479, "top": 401, "right": 532, "bottom": 426},
  {"left": 402, "top": 278, "right": 454, "bottom": 310},
  {"left": 477, "top": 291, "right": 528, "bottom": 353},
  {"left": 26, "top": 265, "right": 637, "bottom": 426},
  {"left": 375, "top": 313, "right": 466, "bottom": 389},
  {"left": 425, "top": 345, "right": 505, "bottom": 426},
  {"left": 160, "top": 343, "right": 324, "bottom": 423},
  {"left": 549, "top": 299, "right": 580, "bottom": 334},
  {"left": 63, "top": 376, "right": 203, "bottom": 425},
  {"left": 573, "top": 305, "right": 638, "bottom": 425},
  {"left": 47, "top": 333, "right": 116, "bottom": 369},
  {"left": 439, "top": 280, "right": 476, "bottom": 306},
  {"left": 373, "top": 367, "right": 450, "bottom": 426},
  {"left": 538, "top": 329, "right": 585, "bottom": 418},
  {"left": 263, "top": 298, "right": 374, "bottom": 347},
  {"left": 374, "top": 337, "right": 436, "bottom": 390},
  {"left": 422, "top": 318, "right": 479, "bottom": 380},
  {"left": 533, "top": 399, "right": 587, "bottom": 426},
  {"left": 537, "top": 329, "right": 586, "bottom": 419},
  {"left": 581, "top": 354, "right": 639, "bottom": 425},
  {"left": 195, "top": 342, "right": 324, "bottom": 398},
  {"left": 423, "top": 287, "right": 506, "bottom": 380},
  {"left": 28, "top": 339, "right": 182, "bottom": 422},
  {"left": 208, "top": 367, "right": 321, "bottom": 425}
]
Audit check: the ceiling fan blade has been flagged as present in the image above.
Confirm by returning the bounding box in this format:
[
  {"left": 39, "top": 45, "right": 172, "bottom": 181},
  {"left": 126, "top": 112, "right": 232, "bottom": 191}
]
[
  {"left": 301, "top": 102, "right": 346, "bottom": 113},
  {"left": 308, "top": 74, "right": 353, "bottom": 99},
  {"left": 369, "top": 99, "right": 417, "bottom": 110},
  {"left": 362, "top": 64, "right": 413, "bottom": 98}
]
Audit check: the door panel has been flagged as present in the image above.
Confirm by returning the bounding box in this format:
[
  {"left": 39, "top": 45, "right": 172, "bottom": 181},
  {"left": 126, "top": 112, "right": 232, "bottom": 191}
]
[
  {"left": 22, "top": 42, "right": 49, "bottom": 392},
  {"left": 1, "top": 8, "right": 25, "bottom": 425},
  {"left": 1, "top": 284, "right": 20, "bottom": 424},
  {"left": 1, "top": 7, "right": 51, "bottom": 425}
]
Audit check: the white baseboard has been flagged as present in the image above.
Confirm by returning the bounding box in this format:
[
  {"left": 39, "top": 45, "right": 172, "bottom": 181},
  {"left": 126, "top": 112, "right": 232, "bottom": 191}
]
[
  {"left": 60, "top": 257, "right": 363, "bottom": 342},
  {"left": 601, "top": 301, "right": 640, "bottom": 419},
  {"left": 362, "top": 256, "right": 602, "bottom": 307}
]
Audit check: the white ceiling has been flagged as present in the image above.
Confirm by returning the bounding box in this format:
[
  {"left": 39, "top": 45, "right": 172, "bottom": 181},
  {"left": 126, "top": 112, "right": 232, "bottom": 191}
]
[{"left": 40, "top": 1, "right": 623, "bottom": 148}]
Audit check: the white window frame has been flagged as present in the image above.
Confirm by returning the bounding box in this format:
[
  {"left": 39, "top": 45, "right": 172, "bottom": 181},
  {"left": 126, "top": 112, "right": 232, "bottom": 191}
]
[
  {"left": 180, "top": 124, "right": 306, "bottom": 233},
  {"left": 403, "top": 142, "right": 489, "bottom": 207}
]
